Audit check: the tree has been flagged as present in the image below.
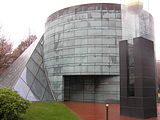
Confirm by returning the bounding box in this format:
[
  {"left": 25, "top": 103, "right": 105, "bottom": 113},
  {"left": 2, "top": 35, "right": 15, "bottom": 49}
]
[
  {"left": 0, "top": 26, "right": 37, "bottom": 75},
  {"left": 0, "top": 88, "right": 30, "bottom": 120},
  {"left": 11, "top": 35, "right": 37, "bottom": 62},
  {"left": 0, "top": 33, "right": 12, "bottom": 74}
]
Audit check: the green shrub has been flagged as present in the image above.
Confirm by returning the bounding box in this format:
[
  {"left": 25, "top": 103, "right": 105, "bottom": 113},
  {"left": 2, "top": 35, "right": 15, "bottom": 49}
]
[{"left": 0, "top": 88, "right": 30, "bottom": 120}]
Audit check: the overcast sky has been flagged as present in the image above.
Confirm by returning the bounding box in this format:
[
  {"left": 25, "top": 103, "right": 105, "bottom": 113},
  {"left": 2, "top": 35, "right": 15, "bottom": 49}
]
[{"left": 0, "top": 0, "right": 159, "bottom": 60}]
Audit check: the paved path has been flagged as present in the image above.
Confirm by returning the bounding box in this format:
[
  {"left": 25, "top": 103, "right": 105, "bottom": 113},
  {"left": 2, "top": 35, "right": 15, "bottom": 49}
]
[{"left": 64, "top": 102, "right": 160, "bottom": 120}]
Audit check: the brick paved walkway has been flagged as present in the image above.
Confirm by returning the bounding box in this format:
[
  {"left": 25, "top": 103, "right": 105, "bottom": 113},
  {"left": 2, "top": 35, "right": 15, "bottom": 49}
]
[{"left": 64, "top": 102, "right": 160, "bottom": 120}]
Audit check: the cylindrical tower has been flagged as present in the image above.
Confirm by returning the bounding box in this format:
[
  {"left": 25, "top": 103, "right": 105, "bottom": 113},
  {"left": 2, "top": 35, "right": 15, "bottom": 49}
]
[
  {"left": 44, "top": 3, "right": 121, "bottom": 102},
  {"left": 44, "top": 3, "right": 154, "bottom": 103}
]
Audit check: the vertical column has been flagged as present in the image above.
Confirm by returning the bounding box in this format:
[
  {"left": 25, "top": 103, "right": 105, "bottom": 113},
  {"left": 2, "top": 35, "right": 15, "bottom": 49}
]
[
  {"left": 120, "top": 37, "right": 157, "bottom": 119},
  {"left": 134, "top": 37, "right": 157, "bottom": 118},
  {"left": 119, "top": 40, "right": 129, "bottom": 116}
]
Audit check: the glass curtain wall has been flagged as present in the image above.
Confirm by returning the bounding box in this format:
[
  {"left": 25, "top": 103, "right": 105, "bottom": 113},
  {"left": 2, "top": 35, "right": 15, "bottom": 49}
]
[
  {"left": 0, "top": 36, "right": 55, "bottom": 101},
  {"left": 44, "top": 3, "right": 121, "bottom": 102}
]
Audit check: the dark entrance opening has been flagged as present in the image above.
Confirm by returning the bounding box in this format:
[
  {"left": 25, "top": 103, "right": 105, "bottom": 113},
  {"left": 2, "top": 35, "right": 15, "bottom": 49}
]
[{"left": 64, "top": 75, "right": 119, "bottom": 103}]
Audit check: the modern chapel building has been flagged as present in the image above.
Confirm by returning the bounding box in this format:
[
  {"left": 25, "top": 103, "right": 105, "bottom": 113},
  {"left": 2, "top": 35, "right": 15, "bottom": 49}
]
[{"left": 0, "top": 3, "right": 154, "bottom": 103}]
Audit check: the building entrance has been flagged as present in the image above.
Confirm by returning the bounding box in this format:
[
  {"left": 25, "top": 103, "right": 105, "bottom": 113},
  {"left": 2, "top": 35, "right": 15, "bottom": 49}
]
[{"left": 64, "top": 75, "right": 119, "bottom": 103}]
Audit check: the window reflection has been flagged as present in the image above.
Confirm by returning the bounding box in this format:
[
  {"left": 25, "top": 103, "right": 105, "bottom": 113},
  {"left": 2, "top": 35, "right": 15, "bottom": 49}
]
[{"left": 14, "top": 78, "right": 30, "bottom": 98}]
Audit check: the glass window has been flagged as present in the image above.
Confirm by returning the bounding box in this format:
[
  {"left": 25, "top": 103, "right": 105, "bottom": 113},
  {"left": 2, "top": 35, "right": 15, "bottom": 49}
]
[
  {"left": 84, "top": 93, "right": 94, "bottom": 101},
  {"left": 66, "top": 67, "right": 74, "bottom": 73},
  {"left": 102, "top": 12, "right": 109, "bottom": 19},
  {"left": 84, "top": 85, "right": 94, "bottom": 92},
  {"left": 51, "top": 84, "right": 61, "bottom": 91},
  {"left": 88, "top": 38, "right": 93, "bottom": 44},
  {"left": 109, "top": 66, "right": 118, "bottom": 73},
  {"left": 102, "top": 21, "right": 109, "bottom": 27},
  {"left": 14, "top": 78, "right": 30, "bottom": 99},
  {"left": 75, "top": 47, "right": 87, "bottom": 54},
  {"left": 53, "top": 67, "right": 62, "bottom": 74},
  {"left": 47, "top": 68, "right": 54, "bottom": 74},
  {"left": 31, "top": 51, "right": 43, "bottom": 66},
  {"left": 109, "top": 56, "right": 118, "bottom": 64},
  {"left": 81, "top": 39, "right": 87, "bottom": 45},
  {"left": 64, "top": 23, "right": 74, "bottom": 30},
  {"left": 36, "top": 68, "right": 48, "bottom": 88},
  {"left": 75, "top": 57, "right": 81, "bottom": 63},
  {"left": 116, "top": 30, "right": 122, "bottom": 36},
  {"left": 94, "top": 47, "right": 102, "bottom": 53},
  {"left": 62, "top": 67, "right": 67, "bottom": 73},
  {"left": 102, "top": 56, "right": 110, "bottom": 63},
  {"left": 63, "top": 31, "right": 74, "bottom": 38},
  {"left": 69, "top": 40, "right": 75, "bottom": 46},
  {"left": 94, "top": 66, "right": 101, "bottom": 73},
  {"left": 64, "top": 57, "right": 74, "bottom": 64},
  {"left": 36, "top": 44, "right": 43, "bottom": 55},
  {"left": 102, "top": 66, "right": 110, "bottom": 73},
  {"left": 26, "top": 59, "right": 39, "bottom": 75},
  {"left": 89, "top": 21, "right": 101, "bottom": 27},
  {"left": 75, "top": 30, "right": 88, "bottom": 36},
  {"left": 81, "top": 66, "right": 87, "bottom": 72},
  {"left": 55, "top": 25, "right": 63, "bottom": 33},
  {"left": 116, "top": 21, "right": 122, "bottom": 28},
  {"left": 76, "top": 13, "right": 88, "bottom": 19},
  {"left": 88, "top": 66, "right": 94, "bottom": 72},
  {"left": 102, "top": 29, "right": 111, "bottom": 36},
  {"left": 26, "top": 69, "right": 35, "bottom": 87},
  {"left": 108, "top": 21, "right": 116, "bottom": 27},
  {"left": 109, "top": 47, "right": 117, "bottom": 53},
  {"left": 30, "top": 79, "right": 45, "bottom": 100},
  {"left": 63, "top": 48, "right": 74, "bottom": 55},
  {"left": 75, "top": 21, "right": 88, "bottom": 28},
  {"left": 20, "top": 67, "right": 27, "bottom": 83},
  {"left": 75, "top": 39, "right": 82, "bottom": 45},
  {"left": 93, "top": 38, "right": 102, "bottom": 44},
  {"left": 75, "top": 38, "right": 87, "bottom": 45},
  {"left": 109, "top": 29, "right": 116, "bottom": 35},
  {"left": 87, "top": 55, "right": 94, "bottom": 63},
  {"left": 26, "top": 90, "right": 39, "bottom": 101},
  {"left": 102, "top": 37, "right": 116, "bottom": 44},
  {"left": 74, "top": 66, "right": 81, "bottom": 73},
  {"left": 53, "top": 76, "right": 62, "bottom": 82},
  {"left": 90, "top": 12, "right": 101, "bottom": 19},
  {"left": 87, "top": 47, "right": 93, "bottom": 54},
  {"left": 42, "top": 89, "right": 54, "bottom": 101},
  {"left": 88, "top": 29, "right": 101, "bottom": 36},
  {"left": 81, "top": 56, "right": 87, "bottom": 63},
  {"left": 108, "top": 11, "right": 115, "bottom": 18},
  {"left": 116, "top": 13, "right": 121, "bottom": 19}
]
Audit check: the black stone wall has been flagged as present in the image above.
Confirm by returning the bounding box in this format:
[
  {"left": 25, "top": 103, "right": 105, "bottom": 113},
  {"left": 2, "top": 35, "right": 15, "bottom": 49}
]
[{"left": 120, "top": 37, "right": 157, "bottom": 119}]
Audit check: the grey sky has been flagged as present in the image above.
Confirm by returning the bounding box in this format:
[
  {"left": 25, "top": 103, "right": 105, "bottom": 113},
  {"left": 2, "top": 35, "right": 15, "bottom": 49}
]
[{"left": 0, "top": 0, "right": 159, "bottom": 59}]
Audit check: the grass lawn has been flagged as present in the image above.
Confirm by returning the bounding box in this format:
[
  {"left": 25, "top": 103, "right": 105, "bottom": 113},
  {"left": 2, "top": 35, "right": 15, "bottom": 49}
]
[{"left": 22, "top": 102, "right": 80, "bottom": 120}]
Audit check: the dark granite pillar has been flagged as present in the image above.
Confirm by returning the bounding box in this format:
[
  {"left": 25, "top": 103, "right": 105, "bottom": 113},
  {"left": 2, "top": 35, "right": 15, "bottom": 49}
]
[{"left": 119, "top": 37, "right": 157, "bottom": 119}]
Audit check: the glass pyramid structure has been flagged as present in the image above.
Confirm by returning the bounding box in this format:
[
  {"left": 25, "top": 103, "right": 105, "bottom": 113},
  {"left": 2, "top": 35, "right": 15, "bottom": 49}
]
[{"left": 0, "top": 35, "right": 55, "bottom": 101}]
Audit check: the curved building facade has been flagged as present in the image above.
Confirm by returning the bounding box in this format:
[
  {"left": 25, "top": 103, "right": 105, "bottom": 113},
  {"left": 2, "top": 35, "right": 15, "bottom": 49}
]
[
  {"left": 44, "top": 3, "right": 154, "bottom": 103},
  {"left": 44, "top": 3, "right": 121, "bottom": 102}
]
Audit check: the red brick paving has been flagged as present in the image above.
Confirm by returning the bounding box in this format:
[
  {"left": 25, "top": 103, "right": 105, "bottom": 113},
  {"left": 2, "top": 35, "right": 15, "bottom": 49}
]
[{"left": 64, "top": 102, "right": 160, "bottom": 120}]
